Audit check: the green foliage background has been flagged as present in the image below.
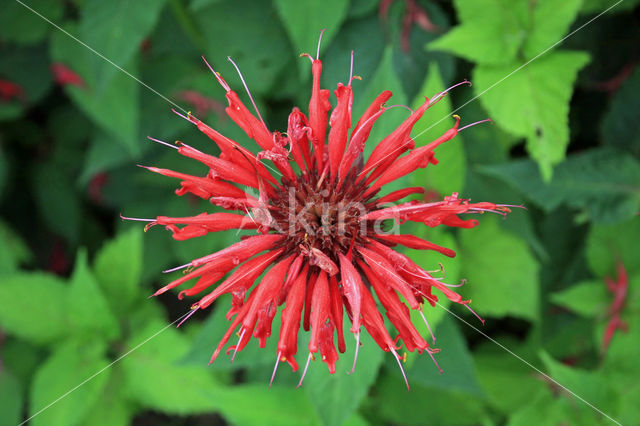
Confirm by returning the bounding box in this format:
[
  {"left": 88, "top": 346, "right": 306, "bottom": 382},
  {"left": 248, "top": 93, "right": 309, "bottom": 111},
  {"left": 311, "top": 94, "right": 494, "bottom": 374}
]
[{"left": 1, "top": 0, "right": 639, "bottom": 425}]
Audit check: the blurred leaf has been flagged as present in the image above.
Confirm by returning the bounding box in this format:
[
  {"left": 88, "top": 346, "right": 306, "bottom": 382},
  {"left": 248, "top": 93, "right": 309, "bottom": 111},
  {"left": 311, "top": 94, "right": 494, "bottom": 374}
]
[
  {"left": 473, "top": 51, "right": 590, "bottom": 180},
  {"left": 69, "top": 249, "right": 120, "bottom": 340},
  {"left": 0, "top": 370, "right": 22, "bottom": 426},
  {"left": 0, "top": 45, "right": 53, "bottom": 107},
  {"left": 0, "top": 0, "right": 62, "bottom": 45},
  {"left": 348, "top": 0, "right": 377, "bottom": 18},
  {"left": 93, "top": 228, "right": 143, "bottom": 315},
  {"left": 522, "top": 0, "right": 582, "bottom": 59},
  {"left": 550, "top": 280, "right": 609, "bottom": 317},
  {"left": 79, "top": 0, "right": 167, "bottom": 88},
  {"left": 459, "top": 216, "right": 539, "bottom": 321},
  {"left": 194, "top": 0, "right": 291, "bottom": 95},
  {"left": 601, "top": 67, "right": 640, "bottom": 155},
  {"left": 31, "top": 162, "right": 82, "bottom": 244},
  {"left": 218, "top": 384, "right": 321, "bottom": 426},
  {"left": 474, "top": 344, "right": 547, "bottom": 415},
  {"left": 303, "top": 317, "right": 384, "bottom": 426},
  {"left": 428, "top": 0, "right": 527, "bottom": 66},
  {"left": 50, "top": 27, "right": 141, "bottom": 155},
  {"left": 274, "top": 0, "right": 350, "bottom": 60},
  {"left": 79, "top": 131, "right": 137, "bottom": 185},
  {"left": 479, "top": 148, "right": 640, "bottom": 224},
  {"left": 0, "top": 273, "right": 68, "bottom": 344},
  {"left": 0, "top": 219, "right": 32, "bottom": 274},
  {"left": 411, "top": 62, "right": 465, "bottom": 195},
  {"left": 121, "top": 318, "right": 224, "bottom": 414},
  {"left": 30, "top": 341, "right": 110, "bottom": 426},
  {"left": 538, "top": 351, "right": 619, "bottom": 415},
  {"left": 83, "top": 368, "right": 133, "bottom": 426},
  {"left": 321, "top": 14, "right": 385, "bottom": 97},
  {"left": 372, "top": 371, "right": 487, "bottom": 425},
  {"left": 409, "top": 316, "right": 483, "bottom": 396},
  {"left": 586, "top": 217, "right": 640, "bottom": 278}
]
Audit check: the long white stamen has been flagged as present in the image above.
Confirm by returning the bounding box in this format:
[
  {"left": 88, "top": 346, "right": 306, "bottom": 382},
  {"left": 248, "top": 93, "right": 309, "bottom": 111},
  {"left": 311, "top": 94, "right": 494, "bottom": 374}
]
[
  {"left": 427, "top": 349, "right": 443, "bottom": 374},
  {"left": 458, "top": 118, "right": 492, "bottom": 132},
  {"left": 419, "top": 310, "right": 436, "bottom": 344},
  {"left": 390, "top": 347, "right": 410, "bottom": 391},
  {"left": 163, "top": 262, "right": 192, "bottom": 274},
  {"left": 227, "top": 56, "right": 267, "bottom": 129},
  {"left": 120, "top": 214, "right": 154, "bottom": 222},
  {"left": 201, "top": 56, "right": 230, "bottom": 91},
  {"left": 231, "top": 329, "right": 246, "bottom": 363},
  {"left": 269, "top": 352, "right": 282, "bottom": 388},
  {"left": 430, "top": 80, "right": 471, "bottom": 104},
  {"left": 349, "top": 331, "right": 361, "bottom": 374},
  {"left": 177, "top": 307, "right": 199, "bottom": 328},
  {"left": 147, "top": 136, "right": 178, "bottom": 150},
  {"left": 297, "top": 353, "right": 313, "bottom": 388},
  {"left": 316, "top": 29, "right": 326, "bottom": 60}
]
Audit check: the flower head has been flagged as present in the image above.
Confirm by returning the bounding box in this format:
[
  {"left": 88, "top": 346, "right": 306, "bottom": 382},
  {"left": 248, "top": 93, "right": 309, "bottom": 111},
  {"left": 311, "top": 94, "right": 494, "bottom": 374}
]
[{"left": 126, "top": 35, "right": 512, "bottom": 388}]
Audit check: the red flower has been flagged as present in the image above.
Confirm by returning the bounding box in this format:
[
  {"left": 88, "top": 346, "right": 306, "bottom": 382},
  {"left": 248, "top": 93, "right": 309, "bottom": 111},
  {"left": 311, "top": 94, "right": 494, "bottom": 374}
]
[
  {"left": 50, "top": 63, "right": 85, "bottom": 88},
  {"left": 125, "top": 36, "right": 511, "bottom": 388}
]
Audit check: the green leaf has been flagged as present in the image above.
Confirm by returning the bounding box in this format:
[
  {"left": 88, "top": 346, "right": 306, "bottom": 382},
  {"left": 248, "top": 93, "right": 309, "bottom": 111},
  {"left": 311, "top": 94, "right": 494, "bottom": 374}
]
[
  {"left": 0, "top": 273, "right": 68, "bottom": 344},
  {"left": 0, "top": 370, "right": 22, "bottom": 426},
  {"left": 373, "top": 371, "right": 487, "bottom": 426},
  {"left": 83, "top": 367, "right": 133, "bottom": 426},
  {"left": 474, "top": 345, "right": 547, "bottom": 415},
  {"left": 31, "top": 162, "right": 82, "bottom": 244},
  {"left": 538, "top": 351, "right": 619, "bottom": 415},
  {"left": 459, "top": 216, "right": 539, "bottom": 321},
  {"left": 49, "top": 26, "right": 140, "bottom": 155},
  {"left": 216, "top": 385, "right": 321, "bottom": 426},
  {"left": 478, "top": 148, "right": 640, "bottom": 223},
  {"left": 0, "top": 220, "right": 32, "bottom": 274},
  {"left": 586, "top": 217, "right": 640, "bottom": 278},
  {"left": 30, "top": 341, "right": 111, "bottom": 426},
  {"left": 79, "top": 0, "right": 167, "bottom": 88},
  {"left": 303, "top": 316, "right": 384, "bottom": 426},
  {"left": 194, "top": 0, "right": 291, "bottom": 95},
  {"left": 601, "top": 67, "right": 640, "bottom": 155},
  {"left": 550, "top": 280, "right": 609, "bottom": 317},
  {"left": 274, "top": 0, "right": 350, "bottom": 60},
  {"left": 0, "top": 0, "right": 63, "bottom": 45},
  {"left": 522, "top": 0, "right": 583, "bottom": 59},
  {"left": 409, "top": 316, "right": 483, "bottom": 396},
  {"left": 410, "top": 62, "right": 465, "bottom": 195},
  {"left": 93, "top": 228, "right": 143, "bottom": 315},
  {"left": 473, "top": 51, "right": 590, "bottom": 180},
  {"left": 69, "top": 249, "right": 120, "bottom": 340},
  {"left": 428, "top": 0, "right": 528, "bottom": 66},
  {"left": 121, "top": 319, "right": 223, "bottom": 414}
]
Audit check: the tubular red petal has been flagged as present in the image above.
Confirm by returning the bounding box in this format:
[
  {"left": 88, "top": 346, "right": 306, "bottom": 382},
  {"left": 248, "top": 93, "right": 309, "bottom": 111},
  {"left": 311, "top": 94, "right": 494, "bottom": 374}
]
[
  {"left": 357, "top": 246, "right": 420, "bottom": 309},
  {"left": 376, "top": 234, "right": 456, "bottom": 257},
  {"left": 329, "top": 274, "right": 346, "bottom": 353},
  {"left": 352, "top": 90, "right": 392, "bottom": 136},
  {"left": 328, "top": 83, "right": 353, "bottom": 180},
  {"left": 225, "top": 90, "right": 274, "bottom": 150},
  {"left": 277, "top": 263, "right": 309, "bottom": 371},
  {"left": 287, "top": 107, "right": 313, "bottom": 172},
  {"left": 191, "top": 234, "right": 284, "bottom": 268},
  {"left": 338, "top": 252, "right": 362, "bottom": 332},
  {"left": 375, "top": 187, "right": 425, "bottom": 205},
  {"left": 308, "top": 59, "right": 331, "bottom": 168},
  {"left": 156, "top": 212, "right": 259, "bottom": 232}
]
